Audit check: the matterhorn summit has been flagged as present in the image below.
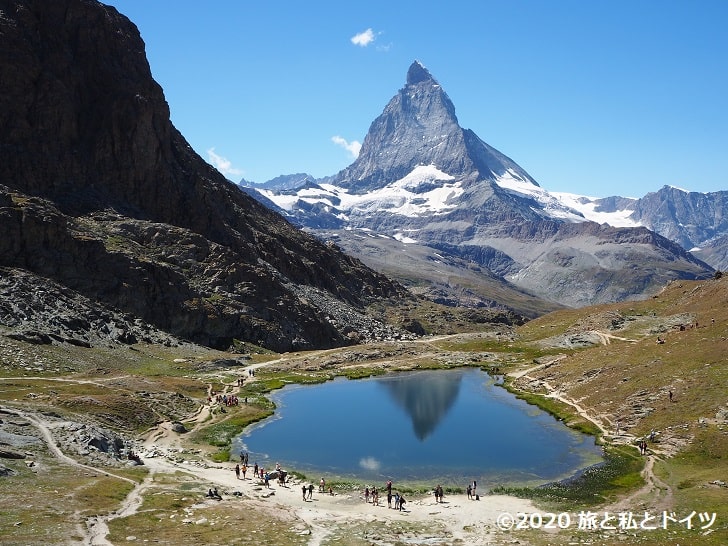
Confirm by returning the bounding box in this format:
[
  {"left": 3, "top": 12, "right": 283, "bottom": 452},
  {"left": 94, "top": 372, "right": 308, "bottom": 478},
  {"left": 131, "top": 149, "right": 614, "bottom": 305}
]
[{"left": 335, "top": 61, "right": 540, "bottom": 196}]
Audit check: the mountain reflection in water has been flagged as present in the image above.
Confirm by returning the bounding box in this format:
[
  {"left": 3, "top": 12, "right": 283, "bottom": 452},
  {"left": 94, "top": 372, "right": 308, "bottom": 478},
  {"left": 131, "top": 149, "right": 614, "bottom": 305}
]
[
  {"left": 236, "top": 368, "right": 602, "bottom": 485},
  {"left": 377, "top": 370, "right": 463, "bottom": 440}
]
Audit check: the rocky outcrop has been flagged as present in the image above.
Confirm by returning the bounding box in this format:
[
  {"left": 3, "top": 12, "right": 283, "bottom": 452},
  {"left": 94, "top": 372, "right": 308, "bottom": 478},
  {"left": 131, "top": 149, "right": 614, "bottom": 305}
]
[
  {"left": 0, "top": 267, "right": 183, "bottom": 347},
  {"left": 0, "top": 0, "right": 410, "bottom": 351}
]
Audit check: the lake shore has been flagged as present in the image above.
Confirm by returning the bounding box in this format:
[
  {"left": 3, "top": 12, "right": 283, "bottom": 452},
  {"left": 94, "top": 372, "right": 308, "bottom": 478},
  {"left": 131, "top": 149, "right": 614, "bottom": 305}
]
[
  {"left": 138, "top": 416, "right": 544, "bottom": 545},
  {"left": 123, "top": 360, "right": 624, "bottom": 545}
]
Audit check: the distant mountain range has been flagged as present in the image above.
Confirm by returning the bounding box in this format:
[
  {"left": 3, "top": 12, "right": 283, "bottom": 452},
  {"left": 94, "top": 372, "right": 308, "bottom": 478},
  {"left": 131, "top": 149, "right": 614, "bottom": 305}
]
[
  {"left": 555, "top": 186, "right": 728, "bottom": 271},
  {"left": 241, "top": 61, "right": 719, "bottom": 311}
]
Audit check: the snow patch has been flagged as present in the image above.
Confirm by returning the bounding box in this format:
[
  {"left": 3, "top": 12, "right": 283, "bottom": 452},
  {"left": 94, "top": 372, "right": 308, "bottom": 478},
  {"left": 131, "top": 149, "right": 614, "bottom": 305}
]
[
  {"left": 551, "top": 192, "right": 641, "bottom": 228},
  {"left": 495, "top": 170, "right": 585, "bottom": 222},
  {"left": 393, "top": 233, "right": 418, "bottom": 243},
  {"left": 266, "top": 165, "right": 463, "bottom": 218}
]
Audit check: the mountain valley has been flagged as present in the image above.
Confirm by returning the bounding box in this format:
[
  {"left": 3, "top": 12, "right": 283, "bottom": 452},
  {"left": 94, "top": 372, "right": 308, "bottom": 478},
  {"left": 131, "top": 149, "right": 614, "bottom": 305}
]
[{"left": 0, "top": 2, "right": 726, "bottom": 545}]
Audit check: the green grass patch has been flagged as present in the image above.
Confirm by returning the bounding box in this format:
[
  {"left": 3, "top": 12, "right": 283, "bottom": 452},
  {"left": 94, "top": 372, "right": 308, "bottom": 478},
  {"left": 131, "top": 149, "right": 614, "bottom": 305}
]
[
  {"left": 210, "top": 449, "right": 230, "bottom": 462},
  {"left": 74, "top": 476, "right": 137, "bottom": 516},
  {"left": 340, "top": 367, "right": 388, "bottom": 380},
  {"left": 191, "top": 406, "right": 273, "bottom": 450},
  {"left": 491, "top": 444, "right": 644, "bottom": 508},
  {"left": 503, "top": 381, "right": 603, "bottom": 438}
]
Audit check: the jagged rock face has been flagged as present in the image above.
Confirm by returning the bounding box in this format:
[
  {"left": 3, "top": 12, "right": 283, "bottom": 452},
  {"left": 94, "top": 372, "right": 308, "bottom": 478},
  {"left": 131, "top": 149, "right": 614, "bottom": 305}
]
[
  {"left": 545, "top": 187, "right": 727, "bottom": 271},
  {"left": 629, "top": 186, "right": 728, "bottom": 251},
  {"left": 0, "top": 0, "right": 409, "bottom": 351},
  {"left": 335, "top": 61, "right": 537, "bottom": 195}
]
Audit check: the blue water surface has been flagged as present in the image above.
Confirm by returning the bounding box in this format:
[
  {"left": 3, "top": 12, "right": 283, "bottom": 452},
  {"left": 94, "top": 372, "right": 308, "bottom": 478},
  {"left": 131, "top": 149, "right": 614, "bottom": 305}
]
[{"left": 234, "top": 368, "right": 602, "bottom": 487}]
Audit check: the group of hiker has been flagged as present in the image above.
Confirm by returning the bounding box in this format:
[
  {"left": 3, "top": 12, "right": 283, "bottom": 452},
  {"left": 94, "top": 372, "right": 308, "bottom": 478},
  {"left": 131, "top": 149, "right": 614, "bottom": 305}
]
[
  {"left": 637, "top": 429, "right": 657, "bottom": 455},
  {"left": 234, "top": 463, "right": 248, "bottom": 479},
  {"left": 216, "top": 393, "right": 240, "bottom": 407},
  {"left": 363, "top": 480, "right": 406, "bottom": 510},
  {"left": 433, "top": 484, "right": 444, "bottom": 503},
  {"left": 209, "top": 465, "right": 501, "bottom": 515},
  {"left": 231, "top": 452, "right": 287, "bottom": 488}
]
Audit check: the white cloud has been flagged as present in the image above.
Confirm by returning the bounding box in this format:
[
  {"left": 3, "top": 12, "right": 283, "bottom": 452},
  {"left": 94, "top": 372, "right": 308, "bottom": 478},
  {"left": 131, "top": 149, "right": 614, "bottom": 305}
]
[
  {"left": 207, "top": 147, "right": 243, "bottom": 178},
  {"left": 332, "top": 136, "right": 361, "bottom": 158},
  {"left": 351, "top": 28, "right": 375, "bottom": 47},
  {"left": 359, "top": 456, "right": 380, "bottom": 471}
]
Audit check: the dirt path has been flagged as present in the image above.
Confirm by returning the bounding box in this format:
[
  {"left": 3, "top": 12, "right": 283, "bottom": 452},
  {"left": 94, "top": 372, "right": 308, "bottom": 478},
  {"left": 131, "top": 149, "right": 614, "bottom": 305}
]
[
  {"left": 81, "top": 467, "right": 159, "bottom": 546},
  {"left": 137, "top": 451, "right": 540, "bottom": 546},
  {"left": 605, "top": 454, "right": 673, "bottom": 513},
  {"left": 1, "top": 406, "right": 137, "bottom": 485},
  {"left": 0, "top": 375, "right": 132, "bottom": 390},
  {"left": 0, "top": 406, "right": 145, "bottom": 545},
  {"left": 508, "top": 359, "right": 675, "bottom": 515},
  {"left": 509, "top": 354, "right": 568, "bottom": 380},
  {"left": 593, "top": 330, "right": 638, "bottom": 345}
]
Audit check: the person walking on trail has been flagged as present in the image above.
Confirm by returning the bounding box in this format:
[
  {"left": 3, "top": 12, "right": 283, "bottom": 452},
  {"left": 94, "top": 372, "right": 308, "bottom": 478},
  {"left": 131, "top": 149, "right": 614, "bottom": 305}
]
[
  {"left": 235, "top": 464, "right": 240, "bottom": 479},
  {"left": 302, "top": 485, "right": 307, "bottom": 501},
  {"left": 399, "top": 495, "right": 406, "bottom": 511},
  {"left": 308, "top": 483, "right": 314, "bottom": 499}
]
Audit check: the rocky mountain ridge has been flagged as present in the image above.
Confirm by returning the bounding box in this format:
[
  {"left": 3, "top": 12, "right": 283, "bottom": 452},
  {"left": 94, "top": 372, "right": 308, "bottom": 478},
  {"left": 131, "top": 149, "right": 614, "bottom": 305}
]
[
  {"left": 0, "top": 0, "right": 419, "bottom": 352},
  {"left": 241, "top": 61, "right": 713, "bottom": 309},
  {"left": 571, "top": 186, "right": 728, "bottom": 270}
]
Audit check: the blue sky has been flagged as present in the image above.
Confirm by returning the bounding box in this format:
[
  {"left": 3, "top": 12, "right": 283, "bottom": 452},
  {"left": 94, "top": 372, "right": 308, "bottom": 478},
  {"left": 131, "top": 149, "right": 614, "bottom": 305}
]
[{"left": 105, "top": 0, "right": 727, "bottom": 198}]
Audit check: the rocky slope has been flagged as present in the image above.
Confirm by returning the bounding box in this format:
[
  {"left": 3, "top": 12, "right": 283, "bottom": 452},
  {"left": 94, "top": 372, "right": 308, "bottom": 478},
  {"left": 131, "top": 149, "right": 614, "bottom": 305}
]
[{"left": 0, "top": 0, "right": 414, "bottom": 351}]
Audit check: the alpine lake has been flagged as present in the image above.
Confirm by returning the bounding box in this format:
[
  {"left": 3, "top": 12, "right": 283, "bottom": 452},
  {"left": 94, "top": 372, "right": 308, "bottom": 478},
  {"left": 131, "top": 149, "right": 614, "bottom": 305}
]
[{"left": 233, "top": 368, "right": 603, "bottom": 489}]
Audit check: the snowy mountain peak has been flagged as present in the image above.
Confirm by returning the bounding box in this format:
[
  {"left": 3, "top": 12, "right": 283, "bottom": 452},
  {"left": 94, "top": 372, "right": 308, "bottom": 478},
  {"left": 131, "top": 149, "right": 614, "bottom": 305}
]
[{"left": 406, "top": 60, "right": 436, "bottom": 85}]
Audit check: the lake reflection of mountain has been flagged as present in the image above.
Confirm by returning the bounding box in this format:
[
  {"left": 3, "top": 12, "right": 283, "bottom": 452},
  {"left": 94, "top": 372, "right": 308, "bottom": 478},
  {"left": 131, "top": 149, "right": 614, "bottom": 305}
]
[{"left": 377, "top": 370, "right": 464, "bottom": 440}]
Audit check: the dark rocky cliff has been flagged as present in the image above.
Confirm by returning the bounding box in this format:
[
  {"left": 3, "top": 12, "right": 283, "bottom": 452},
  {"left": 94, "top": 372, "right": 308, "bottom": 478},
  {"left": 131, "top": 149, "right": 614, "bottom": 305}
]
[{"left": 0, "top": 0, "right": 409, "bottom": 351}]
